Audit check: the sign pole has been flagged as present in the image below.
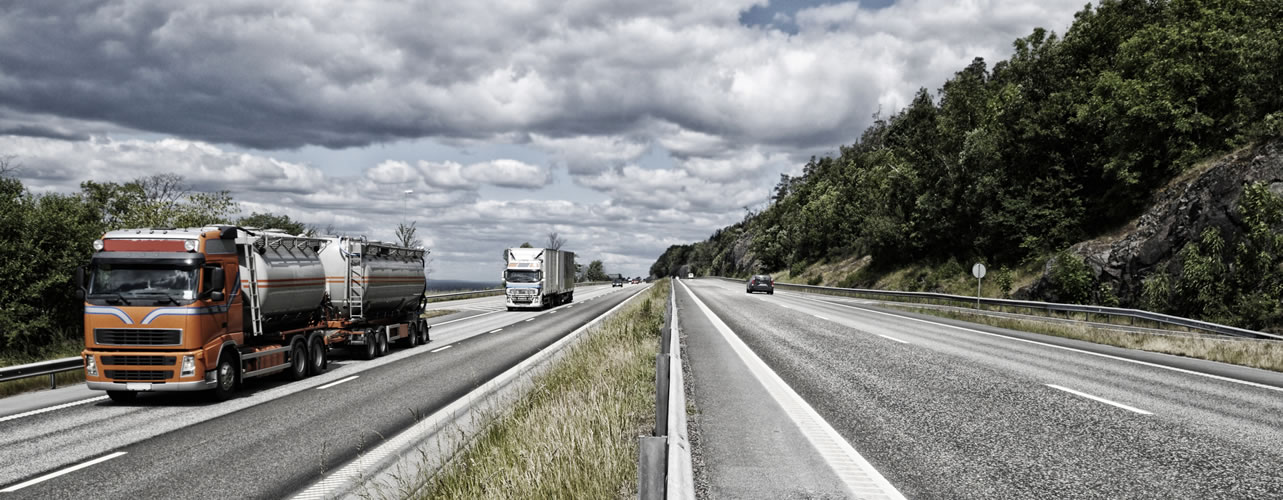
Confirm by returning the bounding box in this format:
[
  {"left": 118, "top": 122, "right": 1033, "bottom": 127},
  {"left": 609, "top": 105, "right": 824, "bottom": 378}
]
[{"left": 971, "top": 263, "right": 986, "bottom": 310}]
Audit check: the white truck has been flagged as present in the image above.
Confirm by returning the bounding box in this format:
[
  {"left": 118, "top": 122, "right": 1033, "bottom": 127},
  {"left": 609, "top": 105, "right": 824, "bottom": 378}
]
[{"left": 503, "top": 247, "right": 575, "bottom": 310}]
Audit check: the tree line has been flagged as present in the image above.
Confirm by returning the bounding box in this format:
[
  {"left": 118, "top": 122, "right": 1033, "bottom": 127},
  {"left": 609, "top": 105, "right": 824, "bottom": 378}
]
[{"left": 652, "top": 0, "right": 1283, "bottom": 330}]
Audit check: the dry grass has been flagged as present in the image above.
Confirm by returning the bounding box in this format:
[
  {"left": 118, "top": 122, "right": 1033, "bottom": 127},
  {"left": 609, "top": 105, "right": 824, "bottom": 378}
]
[
  {"left": 421, "top": 310, "right": 458, "bottom": 320},
  {"left": 407, "top": 281, "right": 668, "bottom": 499},
  {"left": 894, "top": 306, "right": 1283, "bottom": 373},
  {"left": 425, "top": 289, "right": 505, "bottom": 303}
]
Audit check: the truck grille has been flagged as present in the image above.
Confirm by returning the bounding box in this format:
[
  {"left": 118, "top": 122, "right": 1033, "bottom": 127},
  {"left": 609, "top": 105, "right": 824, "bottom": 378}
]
[
  {"left": 508, "top": 289, "right": 537, "bottom": 296},
  {"left": 104, "top": 370, "right": 172, "bottom": 381},
  {"left": 101, "top": 356, "right": 176, "bottom": 366},
  {"left": 94, "top": 329, "right": 182, "bottom": 346}
]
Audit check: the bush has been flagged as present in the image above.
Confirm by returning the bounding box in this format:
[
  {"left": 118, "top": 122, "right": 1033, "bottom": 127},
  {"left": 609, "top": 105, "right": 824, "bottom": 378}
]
[
  {"left": 808, "top": 273, "right": 823, "bottom": 286},
  {"left": 1048, "top": 251, "right": 1094, "bottom": 304}
]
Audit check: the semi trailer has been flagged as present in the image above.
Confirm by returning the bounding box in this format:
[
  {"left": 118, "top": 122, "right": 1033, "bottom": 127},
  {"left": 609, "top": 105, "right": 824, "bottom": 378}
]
[
  {"left": 503, "top": 247, "right": 575, "bottom": 310},
  {"left": 79, "top": 226, "right": 430, "bottom": 402}
]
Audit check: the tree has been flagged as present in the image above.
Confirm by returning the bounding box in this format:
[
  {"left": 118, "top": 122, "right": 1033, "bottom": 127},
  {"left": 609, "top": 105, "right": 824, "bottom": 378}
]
[
  {"left": 0, "top": 155, "right": 18, "bottom": 177},
  {"left": 395, "top": 220, "right": 423, "bottom": 248},
  {"left": 583, "top": 260, "right": 610, "bottom": 281},
  {"left": 238, "top": 212, "right": 306, "bottom": 235},
  {"left": 519, "top": 242, "right": 533, "bottom": 248},
  {"left": 546, "top": 232, "right": 565, "bottom": 250},
  {"left": 79, "top": 174, "right": 235, "bottom": 230}
]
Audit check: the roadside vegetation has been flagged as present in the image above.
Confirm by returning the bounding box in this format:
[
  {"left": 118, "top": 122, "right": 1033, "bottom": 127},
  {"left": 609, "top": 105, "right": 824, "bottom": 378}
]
[
  {"left": 892, "top": 305, "right": 1283, "bottom": 373},
  {"left": 0, "top": 339, "right": 85, "bottom": 397},
  {"left": 651, "top": 0, "right": 1283, "bottom": 331},
  {"left": 403, "top": 280, "right": 667, "bottom": 499}
]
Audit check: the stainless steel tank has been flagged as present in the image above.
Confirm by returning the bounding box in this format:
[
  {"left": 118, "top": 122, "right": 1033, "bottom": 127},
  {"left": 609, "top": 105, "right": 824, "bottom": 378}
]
[
  {"left": 319, "top": 236, "right": 426, "bottom": 321},
  {"left": 238, "top": 230, "right": 328, "bottom": 331}
]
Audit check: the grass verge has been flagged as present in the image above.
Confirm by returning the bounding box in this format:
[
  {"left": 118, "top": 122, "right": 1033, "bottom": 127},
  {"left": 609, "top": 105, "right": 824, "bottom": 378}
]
[
  {"left": 422, "top": 310, "right": 458, "bottom": 320},
  {"left": 425, "top": 289, "right": 504, "bottom": 303},
  {"left": 892, "top": 305, "right": 1283, "bottom": 373},
  {"left": 408, "top": 280, "right": 668, "bottom": 499}
]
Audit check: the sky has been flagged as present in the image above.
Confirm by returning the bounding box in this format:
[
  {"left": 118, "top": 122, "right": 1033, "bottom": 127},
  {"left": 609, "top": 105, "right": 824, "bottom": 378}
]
[{"left": 0, "top": 0, "right": 1089, "bottom": 280}]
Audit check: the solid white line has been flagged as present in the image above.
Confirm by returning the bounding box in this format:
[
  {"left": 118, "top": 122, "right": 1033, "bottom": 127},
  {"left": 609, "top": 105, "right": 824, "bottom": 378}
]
[
  {"left": 797, "top": 296, "right": 1283, "bottom": 394},
  {"left": 524, "top": 318, "right": 534, "bottom": 322},
  {"left": 1046, "top": 384, "right": 1152, "bottom": 415},
  {"left": 0, "top": 451, "right": 127, "bottom": 492},
  {"left": 878, "top": 334, "right": 910, "bottom": 344},
  {"left": 814, "top": 315, "right": 829, "bottom": 321},
  {"left": 549, "top": 311, "right": 557, "bottom": 314},
  {"left": 430, "top": 345, "right": 452, "bottom": 353},
  {"left": 430, "top": 309, "right": 503, "bottom": 327},
  {"left": 0, "top": 395, "right": 109, "bottom": 423},
  {"left": 316, "top": 375, "right": 359, "bottom": 390},
  {"left": 489, "top": 329, "right": 503, "bottom": 334},
  {"left": 678, "top": 281, "right": 905, "bottom": 500}
]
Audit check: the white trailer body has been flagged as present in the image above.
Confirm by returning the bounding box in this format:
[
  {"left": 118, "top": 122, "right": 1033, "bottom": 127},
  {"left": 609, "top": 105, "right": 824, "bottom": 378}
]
[{"left": 504, "top": 247, "right": 575, "bottom": 310}]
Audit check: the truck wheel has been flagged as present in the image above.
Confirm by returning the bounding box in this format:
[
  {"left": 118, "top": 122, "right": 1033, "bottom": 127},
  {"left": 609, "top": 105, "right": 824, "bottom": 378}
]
[
  {"left": 406, "top": 323, "right": 419, "bottom": 347},
  {"left": 288, "top": 341, "right": 308, "bottom": 381},
  {"left": 419, "top": 322, "right": 431, "bottom": 344},
  {"left": 107, "top": 390, "right": 136, "bottom": 403},
  {"left": 211, "top": 354, "right": 238, "bottom": 401},
  {"left": 376, "top": 331, "right": 389, "bottom": 356},
  {"left": 308, "top": 336, "right": 328, "bottom": 375},
  {"left": 361, "top": 334, "right": 377, "bottom": 360}
]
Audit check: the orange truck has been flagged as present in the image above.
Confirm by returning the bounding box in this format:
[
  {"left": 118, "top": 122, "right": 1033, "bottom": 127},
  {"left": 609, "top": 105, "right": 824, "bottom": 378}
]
[{"left": 79, "top": 226, "right": 430, "bottom": 402}]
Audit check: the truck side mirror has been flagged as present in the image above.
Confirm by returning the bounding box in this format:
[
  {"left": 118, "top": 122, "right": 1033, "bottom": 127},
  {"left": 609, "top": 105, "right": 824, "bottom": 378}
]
[
  {"left": 210, "top": 267, "right": 225, "bottom": 291},
  {"left": 75, "top": 266, "right": 86, "bottom": 299}
]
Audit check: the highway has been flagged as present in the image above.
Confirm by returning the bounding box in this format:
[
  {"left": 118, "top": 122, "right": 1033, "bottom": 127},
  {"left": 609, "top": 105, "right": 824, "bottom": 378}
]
[
  {"left": 676, "top": 278, "right": 1283, "bottom": 499},
  {"left": 0, "top": 284, "right": 643, "bottom": 498}
]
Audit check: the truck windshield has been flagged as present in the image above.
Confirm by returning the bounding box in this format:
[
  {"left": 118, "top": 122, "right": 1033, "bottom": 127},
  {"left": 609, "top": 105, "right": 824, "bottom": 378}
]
[
  {"left": 505, "top": 270, "right": 541, "bottom": 283},
  {"left": 89, "top": 265, "right": 197, "bottom": 300}
]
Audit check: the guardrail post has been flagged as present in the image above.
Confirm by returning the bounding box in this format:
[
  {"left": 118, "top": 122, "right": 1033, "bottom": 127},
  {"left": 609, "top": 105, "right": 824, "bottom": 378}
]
[
  {"left": 654, "top": 355, "right": 669, "bottom": 437},
  {"left": 50, "top": 373, "right": 56, "bottom": 389},
  {"left": 637, "top": 436, "right": 666, "bottom": 500}
]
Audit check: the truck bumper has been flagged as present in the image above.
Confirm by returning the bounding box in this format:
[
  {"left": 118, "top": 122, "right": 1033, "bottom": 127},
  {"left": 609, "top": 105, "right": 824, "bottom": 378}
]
[{"left": 87, "top": 373, "right": 218, "bottom": 392}]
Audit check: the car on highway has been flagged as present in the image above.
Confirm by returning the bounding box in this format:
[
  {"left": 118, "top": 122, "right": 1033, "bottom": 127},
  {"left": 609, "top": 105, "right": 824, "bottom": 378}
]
[
  {"left": 746, "top": 274, "right": 774, "bottom": 294},
  {"left": 630, "top": 278, "right": 640, "bottom": 284},
  {"left": 612, "top": 276, "right": 625, "bottom": 287}
]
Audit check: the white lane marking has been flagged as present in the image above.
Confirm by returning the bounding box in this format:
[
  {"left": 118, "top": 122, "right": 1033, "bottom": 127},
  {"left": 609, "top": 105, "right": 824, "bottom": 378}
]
[
  {"left": 678, "top": 281, "right": 905, "bottom": 500},
  {"left": 1046, "top": 384, "right": 1152, "bottom": 415},
  {"left": 0, "top": 395, "right": 109, "bottom": 423},
  {"left": 316, "top": 375, "right": 359, "bottom": 390},
  {"left": 430, "top": 345, "right": 452, "bottom": 353},
  {"left": 0, "top": 451, "right": 127, "bottom": 492},
  {"left": 292, "top": 285, "right": 651, "bottom": 500},
  {"left": 550, "top": 311, "right": 557, "bottom": 314},
  {"left": 430, "top": 309, "right": 503, "bottom": 327},
  {"left": 878, "top": 334, "right": 910, "bottom": 344},
  {"left": 814, "top": 315, "right": 829, "bottom": 321},
  {"left": 489, "top": 329, "right": 503, "bottom": 334},
  {"left": 804, "top": 297, "right": 1283, "bottom": 394},
  {"left": 524, "top": 318, "right": 534, "bottom": 322}
]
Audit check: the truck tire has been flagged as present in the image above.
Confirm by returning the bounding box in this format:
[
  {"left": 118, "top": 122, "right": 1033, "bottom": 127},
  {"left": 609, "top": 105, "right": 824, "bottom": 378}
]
[
  {"left": 361, "top": 334, "right": 377, "bottom": 360},
  {"left": 107, "top": 390, "right": 136, "bottom": 403},
  {"left": 308, "top": 335, "right": 328, "bottom": 375},
  {"left": 287, "top": 340, "right": 308, "bottom": 381},
  {"left": 419, "top": 322, "right": 431, "bottom": 344},
  {"left": 405, "top": 323, "right": 419, "bottom": 347},
  {"left": 211, "top": 354, "right": 238, "bottom": 401},
  {"left": 376, "top": 331, "right": 389, "bottom": 357}
]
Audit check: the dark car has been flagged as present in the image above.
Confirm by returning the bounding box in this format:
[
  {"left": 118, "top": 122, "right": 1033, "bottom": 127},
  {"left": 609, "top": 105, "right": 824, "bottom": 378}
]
[
  {"left": 612, "top": 276, "right": 625, "bottom": 287},
  {"left": 746, "top": 274, "right": 774, "bottom": 294}
]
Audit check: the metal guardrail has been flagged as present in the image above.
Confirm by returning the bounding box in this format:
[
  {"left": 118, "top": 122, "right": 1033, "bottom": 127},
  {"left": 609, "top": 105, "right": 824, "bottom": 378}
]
[
  {"left": 639, "top": 279, "right": 695, "bottom": 499},
  {"left": 424, "top": 282, "right": 615, "bottom": 302},
  {"left": 709, "top": 276, "right": 1283, "bottom": 341},
  {"left": 0, "top": 356, "right": 83, "bottom": 389}
]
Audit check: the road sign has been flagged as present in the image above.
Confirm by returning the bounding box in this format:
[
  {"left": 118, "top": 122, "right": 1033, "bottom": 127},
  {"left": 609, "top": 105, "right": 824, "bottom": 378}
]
[{"left": 972, "top": 263, "right": 986, "bottom": 279}]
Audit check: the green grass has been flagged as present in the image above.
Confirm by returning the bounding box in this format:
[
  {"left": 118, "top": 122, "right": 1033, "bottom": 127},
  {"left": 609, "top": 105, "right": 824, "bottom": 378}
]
[
  {"left": 406, "top": 280, "right": 668, "bottom": 499},
  {"left": 0, "top": 338, "right": 85, "bottom": 398},
  {"left": 893, "top": 305, "right": 1283, "bottom": 373}
]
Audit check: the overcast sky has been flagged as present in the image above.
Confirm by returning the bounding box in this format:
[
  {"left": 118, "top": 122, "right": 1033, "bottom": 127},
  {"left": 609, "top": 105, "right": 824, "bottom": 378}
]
[{"left": 0, "top": 0, "right": 1087, "bottom": 281}]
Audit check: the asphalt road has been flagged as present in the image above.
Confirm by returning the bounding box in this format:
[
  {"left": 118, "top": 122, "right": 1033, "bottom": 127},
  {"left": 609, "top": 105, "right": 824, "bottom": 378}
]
[
  {"left": 0, "top": 284, "right": 645, "bottom": 498},
  {"left": 678, "top": 279, "right": 1283, "bottom": 499}
]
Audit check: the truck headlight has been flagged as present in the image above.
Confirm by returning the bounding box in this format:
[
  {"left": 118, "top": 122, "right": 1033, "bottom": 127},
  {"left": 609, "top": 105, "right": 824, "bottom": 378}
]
[
  {"left": 86, "top": 355, "right": 98, "bottom": 377},
  {"left": 181, "top": 355, "right": 196, "bottom": 377}
]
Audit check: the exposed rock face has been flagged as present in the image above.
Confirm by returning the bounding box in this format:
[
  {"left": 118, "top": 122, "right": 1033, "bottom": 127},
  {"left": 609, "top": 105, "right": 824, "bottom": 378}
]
[{"left": 1027, "top": 137, "right": 1283, "bottom": 304}]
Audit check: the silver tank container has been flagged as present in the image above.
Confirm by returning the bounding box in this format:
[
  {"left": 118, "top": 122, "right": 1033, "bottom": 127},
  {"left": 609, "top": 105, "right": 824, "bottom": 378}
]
[
  {"left": 319, "top": 236, "right": 426, "bottom": 321},
  {"left": 238, "top": 230, "right": 328, "bottom": 331}
]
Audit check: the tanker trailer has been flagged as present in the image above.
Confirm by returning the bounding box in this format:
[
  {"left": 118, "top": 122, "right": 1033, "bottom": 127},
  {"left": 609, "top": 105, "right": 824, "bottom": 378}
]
[
  {"left": 320, "top": 236, "right": 430, "bottom": 359},
  {"left": 81, "top": 226, "right": 334, "bottom": 402}
]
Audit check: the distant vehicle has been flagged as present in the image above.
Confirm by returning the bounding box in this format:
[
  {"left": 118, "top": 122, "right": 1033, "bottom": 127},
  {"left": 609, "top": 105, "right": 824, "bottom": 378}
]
[
  {"left": 504, "top": 247, "right": 575, "bottom": 310},
  {"left": 687, "top": 272, "right": 694, "bottom": 279},
  {"left": 630, "top": 278, "right": 640, "bottom": 284},
  {"left": 612, "top": 276, "right": 625, "bottom": 287},
  {"left": 746, "top": 274, "right": 774, "bottom": 294}
]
